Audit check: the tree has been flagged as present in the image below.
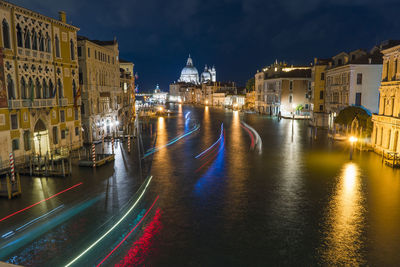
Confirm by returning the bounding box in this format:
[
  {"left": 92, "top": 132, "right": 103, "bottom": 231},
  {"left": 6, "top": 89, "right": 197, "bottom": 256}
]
[
  {"left": 246, "top": 77, "right": 255, "bottom": 92},
  {"left": 334, "top": 106, "right": 373, "bottom": 136}
]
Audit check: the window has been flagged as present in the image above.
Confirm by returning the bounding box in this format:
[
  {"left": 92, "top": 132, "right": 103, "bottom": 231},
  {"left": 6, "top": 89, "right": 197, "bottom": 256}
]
[
  {"left": 75, "top": 127, "right": 79, "bottom": 136},
  {"left": 77, "top": 46, "right": 82, "bottom": 57},
  {"left": 10, "top": 114, "right": 18, "bottom": 129},
  {"left": 35, "top": 78, "right": 41, "bottom": 99},
  {"left": 355, "top": 92, "right": 362, "bottom": 106},
  {"left": 24, "top": 28, "right": 31, "bottom": 49},
  {"left": 88, "top": 48, "right": 90, "bottom": 57},
  {"left": 46, "top": 32, "right": 51, "bottom": 53},
  {"left": 32, "top": 29, "right": 37, "bottom": 50},
  {"left": 305, "top": 104, "right": 309, "bottom": 109},
  {"left": 57, "top": 78, "right": 63, "bottom": 98},
  {"left": 21, "top": 77, "right": 27, "bottom": 99},
  {"left": 49, "top": 80, "right": 54, "bottom": 98},
  {"left": 61, "top": 129, "right": 66, "bottom": 139},
  {"left": 395, "top": 60, "right": 398, "bottom": 78},
  {"left": 23, "top": 130, "right": 31, "bottom": 151},
  {"left": 43, "top": 79, "right": 48, "bottom": 99},
  {"left": 74, "top": 107, "right": 79, "bottom": 120},
  {"left": 289, "top": 80, "right": 293, "bottom": 90},
  {"left": 72, "top": 79, "right": 77, "bottom": 97},
  {"left": 308, "top": 81, "right": 311, "bottom": 91},
  {"left": 289, "top": 95, "right": 293, "bottom": 103},
  {"left": 55, "top": 35, "right": 60, "bottom": 57},
  {"left": 16, "top": 24, "right": 22, "bottom": 48},
  {"left": 2, "top": 19, "right": 10, "bottom": 49},
  {"left": 52, "top": 126, "right": 58, "bottom": 144},
  {"left": 319, "top": 91, "right": 324, "bottom": 100},
  {"left": 338, "top": 59, "right": 342, "bottom": 65},
  {"left": 95, "top": 50, "right": 97, "bottom": 59},
  {"left": 7, "top": 74, "right": 15, "bottom": 100},
  {"left": 70, "top": 39, "right": 75, "bottom": 60},
  {"left": 28, "top": 78, "right": 33, "bottom": 99},
  {"left": 320, "top": 72, "right": 325, "bottom": 80},
  {"left": 81, "top": 103, "right": 85, "bottom": 115},
  {"left": 12, "top": 139, "right": 19, "bottom": 151},
  {"left": 38, "top": 31, "right": 44, "bottom": 51},
  {"left": 357, "top": 73, "right": 362, "bottom": 85},
  {"left": 60, "top": 110, "right": 65, "bottom": 122},
  {"left": 319, "top": 105, "right": 323, "bottom": 111}
]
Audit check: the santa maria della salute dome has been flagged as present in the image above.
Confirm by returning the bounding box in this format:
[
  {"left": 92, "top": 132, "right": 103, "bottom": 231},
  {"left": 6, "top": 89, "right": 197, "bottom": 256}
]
[{"left": 178, "top": 55, "right": 216, "bottom": 84}]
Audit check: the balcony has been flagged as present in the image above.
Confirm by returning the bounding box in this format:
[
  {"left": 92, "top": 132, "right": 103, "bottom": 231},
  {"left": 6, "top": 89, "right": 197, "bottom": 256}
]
[
  {"left": 8, "top": 98, "right": 57, "bottom": 109},
  {"left": 8, "top": 99, "right": 22, "bottom": 109},
  {"left": 59, "top": 98, "right": 68, "bottom": 107}
]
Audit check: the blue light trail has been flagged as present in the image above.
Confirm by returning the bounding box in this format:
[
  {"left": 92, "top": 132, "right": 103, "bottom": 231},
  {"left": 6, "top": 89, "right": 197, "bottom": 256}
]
[{"left": 195, "top": 123, "right": 223, "bottom": 159}]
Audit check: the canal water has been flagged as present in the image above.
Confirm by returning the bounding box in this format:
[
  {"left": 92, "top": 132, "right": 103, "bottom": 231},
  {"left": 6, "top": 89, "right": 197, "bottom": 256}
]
[{"left": 1, "top": 104, "right": 400, "bottom": 266}]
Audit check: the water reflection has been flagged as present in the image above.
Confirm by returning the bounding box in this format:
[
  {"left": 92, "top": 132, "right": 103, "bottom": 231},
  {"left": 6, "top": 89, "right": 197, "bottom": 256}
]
[{"left": 321, "top": 163, "right": 365, "bottom": 265}]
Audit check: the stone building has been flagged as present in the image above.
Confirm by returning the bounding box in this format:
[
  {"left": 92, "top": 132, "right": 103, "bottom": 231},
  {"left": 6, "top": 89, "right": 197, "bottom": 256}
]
[
  {"left": 372, "top": 43, "right": 400, "bottom": 153},
  {"left": 78, "top": 36, "right": 120, "bottom": 143},
  {"left": 0, "top": 2, "right": 81, "bottom": 164}
]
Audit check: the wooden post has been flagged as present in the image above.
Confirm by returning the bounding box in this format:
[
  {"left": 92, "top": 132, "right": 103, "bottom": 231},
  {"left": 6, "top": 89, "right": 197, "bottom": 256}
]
[
  {"left": 51, "top": 154, "right": 54, "bottom": 171},
  {"left": 17, "top": 172, "right": 21, "bottom": 194},
  {"left": 9, "top": 152, "right": 15, "bottom": 183},
  {"left": 102, "top": 130, "right": 104, "bottom": 154},
  {"left": 29, "top": 155, "right": 32, "bottom": 176},
  {"left": 111, "top": 137, "right": 114, "bottom": 154},
  {"left": 69, "top": 153, "right": 72, "bottom": 175},
  {"left": 92, "top": 143, "right": 96, "bottom": 168},
  {"left": 45, "top": 155, "right": 48, "bottom": 176},
  {"left": 128, "top": 136, "right": 131, "bottom": 153}
]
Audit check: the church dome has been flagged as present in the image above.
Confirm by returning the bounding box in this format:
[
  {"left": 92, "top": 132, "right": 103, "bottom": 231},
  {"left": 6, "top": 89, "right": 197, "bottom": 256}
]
[
  {"left": 179, "top": 55, "right": 199, "bottom": 84},
  {"left": 201, "top": 70, "right": 211, "bottom": 83}
]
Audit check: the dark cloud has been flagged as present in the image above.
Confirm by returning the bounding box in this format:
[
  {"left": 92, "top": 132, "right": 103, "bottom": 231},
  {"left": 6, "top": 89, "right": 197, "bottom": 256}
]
[{"left": 9, "top": 0, "right": 400, "bottom": 91}]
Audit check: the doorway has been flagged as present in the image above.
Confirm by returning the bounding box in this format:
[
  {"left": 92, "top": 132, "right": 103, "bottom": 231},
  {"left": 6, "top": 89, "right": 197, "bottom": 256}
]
[{"left": 34, "top": 119, "right": 50, "bottom": 156}]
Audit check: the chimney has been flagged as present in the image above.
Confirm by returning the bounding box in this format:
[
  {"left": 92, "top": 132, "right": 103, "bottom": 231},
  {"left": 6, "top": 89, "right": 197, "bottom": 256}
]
[
  {"left": 314, "top": 57, "right": 318, "bottom": 65},
  {"left": 368, "top": 58, "right": 372, "bottom": 64},
  {"left": 58, "top": 11, "right": 66, "bottom": 23}
]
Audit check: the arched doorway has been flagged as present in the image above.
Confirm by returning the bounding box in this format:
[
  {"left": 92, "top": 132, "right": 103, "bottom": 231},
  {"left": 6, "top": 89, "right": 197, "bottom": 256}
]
[{"left": 34, "top": 119, "right": 50, "bottom": 156}]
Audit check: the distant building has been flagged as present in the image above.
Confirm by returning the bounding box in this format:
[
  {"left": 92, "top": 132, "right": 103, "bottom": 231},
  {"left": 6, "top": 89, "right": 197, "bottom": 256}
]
[
  {"left": 255, "top": 61, "right": 312, "bottom": 116},
  {"left": 178, "top": 55, "right": 216, "bottom": 85},
  {"left": 372, "top": 42, "right": 400, "bottom": 153},
  {"left": 119, "top": 60, "right": 135, "bottom": 134}
]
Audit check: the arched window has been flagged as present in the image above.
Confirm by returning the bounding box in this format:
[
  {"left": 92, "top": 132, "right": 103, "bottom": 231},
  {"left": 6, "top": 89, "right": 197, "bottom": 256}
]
[
  {"left": 28, "top": 78, "right": 33, "bottom": 99},
  {"left": 45, "top": 32, "right": 51, "bottom": 53},
  {"left": 35, "top": 78, "right": 41, "bottom": 98},
  {"left": 49, "top": 80, "right": 54, "bottom": 98},
  {"left": 2, "top": 19, "right": 10, "bottom": 49},
  {"left": 32, "top": 29, "right": 37, "bottom": 50},
  {"left": 38, "top": 31, "right": 44, "bottom": 51},
  {"left": 57, "top": 78, "right": 63, "bottom": 98},
  {"left": 16, "top": 24, "right": 23, "bottom": 48},
  {"left": 70, "top": 39, "right": 75, "bottom": 60},
  {"left": 7, "top": 74, "right": 15, "bottom": 100},
  {"left": 72, "top": 79, "right": 76, "bottom": 97},
  {"left": 55, "top": 35, "right": 60, "bottom": 57},
  {"left": 42, "top": 79, "right": 48, "bottom": 98},
  {"left": 24, "top": 28, "right": 31, "bottom": 49},
  {"left": 20, "top": 77, "right": 27, "bottom": 99}
]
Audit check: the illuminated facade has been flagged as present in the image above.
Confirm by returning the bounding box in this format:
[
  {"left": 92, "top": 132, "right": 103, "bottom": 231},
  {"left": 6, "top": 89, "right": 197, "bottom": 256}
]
[
  {"left": 78, "top": 36, "right": 120, "bottom": 143},
  {"left": 325, "top": 49, "right": 383, "bottom": 128},
  {"left": 0, "top": 2, "right": 81, "bottom": 163},
  {"left": 119, "top": 60, "right": 135, "bottom": 134},
  {"left": 255, "top": 61, "right": 311, "bottom": 116},
  {"left": 372, "top": 44, "right": 400, "bottom": 153},
  {"left": 310, "top": 58, "right": 330, "bottom": 127}
]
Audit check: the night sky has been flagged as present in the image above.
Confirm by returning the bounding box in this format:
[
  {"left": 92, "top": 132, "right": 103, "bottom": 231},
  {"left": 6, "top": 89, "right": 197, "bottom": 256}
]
[{"left": 11, "top": 0, "right": 400, "bottom": 92}]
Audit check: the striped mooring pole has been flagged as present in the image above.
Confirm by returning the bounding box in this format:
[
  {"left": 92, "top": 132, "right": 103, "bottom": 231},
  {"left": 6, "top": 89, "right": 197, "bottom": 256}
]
[
  {"left": 9, "top": 152, "right": 15, "bottom": 183},
  {"left": 111, "top": 137, "right": 114, "bottom": 154},
  {"left": 92, "top": 143, "right": 96, "bottom": 168},
  {"left": 128, "top": 136, "right": 131, "bottom": 153}
]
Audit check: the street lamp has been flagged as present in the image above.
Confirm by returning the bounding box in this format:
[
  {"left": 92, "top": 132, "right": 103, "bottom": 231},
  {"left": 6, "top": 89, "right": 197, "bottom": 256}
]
[{"left": 349, "top": 136, "right": 358, "bottom": 160}]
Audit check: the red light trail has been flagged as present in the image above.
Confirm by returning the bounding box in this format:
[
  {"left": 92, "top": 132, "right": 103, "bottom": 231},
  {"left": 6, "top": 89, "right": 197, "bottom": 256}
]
[
  {"left": 96, "top": 195, "right": 160, "bottom": 267},
  {"left": 0, "top": 182, "right": 83, "bottom": 223}
]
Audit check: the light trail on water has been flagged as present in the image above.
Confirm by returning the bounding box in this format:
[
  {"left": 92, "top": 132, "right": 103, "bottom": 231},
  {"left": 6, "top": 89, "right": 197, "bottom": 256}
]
[
  {"left": 195, "top": 123, "right": 223, "bottom": 159},
  {"left": 64, "top": 176, "right": 153, "bottom": 267}
]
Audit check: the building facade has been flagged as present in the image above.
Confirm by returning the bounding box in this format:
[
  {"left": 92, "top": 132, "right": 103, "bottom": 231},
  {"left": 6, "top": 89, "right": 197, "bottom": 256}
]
[
  {"left": 372, "top": 44, "right": 400, "bottom": 153},
  {"left": 0, "top": 2, "right": 81, "bottom": 164},
  {"left": 325, "top": 49, "right": 383, "bottom": 129},
  {"left": 310, "top": 58, "right": 330, "bottom": 127},
  {"left": 255, "top": 61, "right": 311, "bottom": 116},
  {"left": 78, "top": 36, "right": 120, "bottom": 143},
  {"left": 119, "top": 60, "right": 135, "bottom": 134}
]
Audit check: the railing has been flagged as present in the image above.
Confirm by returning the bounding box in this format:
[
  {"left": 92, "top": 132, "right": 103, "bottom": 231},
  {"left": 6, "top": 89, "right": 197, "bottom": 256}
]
[
  {"left": 59, "top": 98, "right": 68, "bottom": 106},
  {"left": 7, "top": 99, "right": 22, "bottom": 109}
]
